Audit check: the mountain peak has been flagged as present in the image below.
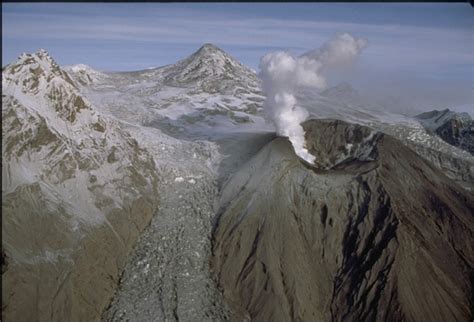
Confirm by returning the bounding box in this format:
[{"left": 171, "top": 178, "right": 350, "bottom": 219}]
[
  {"left": 198, "top": 43, "right": 223, "bottom": 53},
  {"left": 15, "top": 49, "right": 58, "bottom": 70},
  {"left": 162, "top": 43, "right": 260, "bottom": 94},
  {"left": 65, "top": 64, "right": 105, "bottom": 86},
  {"left": 3, "top": 50, "right": 91, "bottom": 124},
  {"left": 190, "top": 43, "right": 230, "bottom": 62},
  {"left": 5, "top": 49, "right": 63, "bottom": 83},
  {"left": 68, "top": 64, "right": 95, "bottom": 73},
  {"left": 3, "top": 50, "right": 78, "bottom": 96},
  {"left": 36, "top": 48, "right": 52, "bottom": 59}
]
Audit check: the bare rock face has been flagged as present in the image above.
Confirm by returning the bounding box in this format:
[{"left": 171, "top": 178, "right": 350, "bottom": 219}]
[
  {"left": 212, "top": 119, "right": 474, "bottom": 322},
  {"left": 416, "top": 109, "right": 474, "bottom": 155},
  {"left": 303, "top": 120, "right": 382, "bottom": 169}
]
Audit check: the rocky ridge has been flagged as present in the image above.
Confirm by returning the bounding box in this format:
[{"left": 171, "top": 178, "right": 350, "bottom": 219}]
[
  {"left": 2, "top": 50, "right": 160, "bottom": 321},
  {"left": 416, "top": 108, "right": 473, "bottom": 154}
]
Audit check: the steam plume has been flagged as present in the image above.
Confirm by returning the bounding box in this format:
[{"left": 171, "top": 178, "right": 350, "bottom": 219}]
[{"left": 259, "top": 33, "right": 368, "bottom": 164}]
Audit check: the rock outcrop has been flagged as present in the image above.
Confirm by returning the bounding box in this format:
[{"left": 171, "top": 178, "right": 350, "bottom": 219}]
[{"left": 416, "top": 109, "right": 474, "bottom": 155}]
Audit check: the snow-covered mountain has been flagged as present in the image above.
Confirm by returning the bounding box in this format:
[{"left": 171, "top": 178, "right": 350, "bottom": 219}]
[
  {"left": 2, "top": 49, "right": 158, "bottom": 224},
  {"left": 161, "top": 43, "right": 260, "bottom": 94},
  {"left": 2, "top": 50, "right": 160, "bottom": 321},
  {"left": 64, "top": 63, "right": 107, "bottom": 85},
  {"left": 68, "top": 44, "right": 266, "bottom": 134}
]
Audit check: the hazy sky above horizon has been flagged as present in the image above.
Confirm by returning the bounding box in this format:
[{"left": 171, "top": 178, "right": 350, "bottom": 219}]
[{"left": 2, "top": 3, "right": 473, "bottom": 112}]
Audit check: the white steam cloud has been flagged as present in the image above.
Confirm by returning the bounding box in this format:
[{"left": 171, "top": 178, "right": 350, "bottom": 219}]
[
  {"left": 259, "top": 33, "right": 368, "bottom": 164},
  {"left": 304, "top": 32, "right": 368, "bottom": 67}
]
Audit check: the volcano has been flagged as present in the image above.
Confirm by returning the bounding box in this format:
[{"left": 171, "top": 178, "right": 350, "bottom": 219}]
[{"left": 212, "top": 119, "right": 474, "bottom": 322}]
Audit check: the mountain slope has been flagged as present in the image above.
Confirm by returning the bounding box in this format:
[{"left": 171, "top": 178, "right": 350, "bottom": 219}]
[
  {"left": 64, "top": 64, "right": 107, "bottom": 86},
  {"left": 416, "top": 108, "right": 473, "bottom": 154},
  {"left": 212, "top": 119, "right": 474, "bottom": 322},
  {"left": 2, "top": 50, "right": 160, "bottom": 321},
  {"left": 161, "top": 43, "right": 261, "bottom": 95},
  {"left": 68, "top": 44, "right": 266, "bottom": 134},
  {"left": 297, "top": 86, "right": 474, "bottom": 191}
]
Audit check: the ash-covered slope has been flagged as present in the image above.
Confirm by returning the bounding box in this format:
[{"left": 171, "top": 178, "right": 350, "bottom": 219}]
[
  {"left": 212, "top": 119, "right": 474, "bottom": 322},
  {"left": 2, "top": 50, "right": 159, "bottom": 321},
  {"left": 416, "top": 109, "right": 473, "bottom": 154}
]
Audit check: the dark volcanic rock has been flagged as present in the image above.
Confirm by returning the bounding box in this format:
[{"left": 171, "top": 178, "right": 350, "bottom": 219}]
[
  {"left": 303, "top": 119, "right": 382, "bottom": 169},
  {"left": 416, "top": 109, "right": 474, "bottom": 154},
  {"left": 1, "top": 249, "right": 8, "bottom": 275},
  {"left": 212, "top": 119, "right": 474, "bottom": 322}
]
